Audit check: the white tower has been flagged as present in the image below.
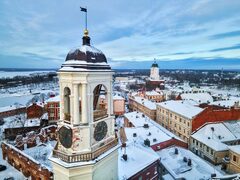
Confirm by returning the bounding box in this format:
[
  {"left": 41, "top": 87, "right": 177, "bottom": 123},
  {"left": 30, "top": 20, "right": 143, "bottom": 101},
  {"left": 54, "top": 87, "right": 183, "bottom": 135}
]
[
  {"left": 150, "top": 60, "right": 160, "bottom": 81},
  {"left": 50, "top": 29, "right": 119, "bottom": 180}
]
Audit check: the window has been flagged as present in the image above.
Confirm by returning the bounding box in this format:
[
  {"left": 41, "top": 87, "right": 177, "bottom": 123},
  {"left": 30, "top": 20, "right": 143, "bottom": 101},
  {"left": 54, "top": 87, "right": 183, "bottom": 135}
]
[
  {"left": 200, "top": 143, "right": 202, "bottom": 148},
  {"left": 187, "top": 122, "right": 190, "bottom": 126},
  {"left": 196, "top": 141, "right": 198, "bottom": 146},
  {"left": 233, "top": 155, "right": 237, "bottom": 162},
  {"left": 207, "top": 147, "right": 209, "bottom": 152},
  {"left": 193, "top": 139, "right": 195, "bottom": 144},
  {"left": 138, "top": 176, "right": 142, "bottom": 180},
  {"left": 211, "top": 149, "right": 213, "bottom": 155}
]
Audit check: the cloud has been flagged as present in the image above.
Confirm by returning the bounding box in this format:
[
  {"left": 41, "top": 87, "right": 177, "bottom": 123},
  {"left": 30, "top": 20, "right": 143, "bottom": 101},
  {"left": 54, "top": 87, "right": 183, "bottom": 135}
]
[
  {"left": 0, "top": 0, "right": 240, "bottom": 69},
  {"left": 209, "top": 30, "right": 240, "bottom": 40},
  {"left": 210, "top": 44, "right": 240, "bottom": 52}
]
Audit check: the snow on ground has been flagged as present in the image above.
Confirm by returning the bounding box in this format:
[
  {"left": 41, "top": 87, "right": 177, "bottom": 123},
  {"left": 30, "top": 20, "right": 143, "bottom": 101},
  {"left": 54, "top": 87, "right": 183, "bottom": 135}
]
[{"left": 0, "top": 81, "right": 59, "bottom": 107}]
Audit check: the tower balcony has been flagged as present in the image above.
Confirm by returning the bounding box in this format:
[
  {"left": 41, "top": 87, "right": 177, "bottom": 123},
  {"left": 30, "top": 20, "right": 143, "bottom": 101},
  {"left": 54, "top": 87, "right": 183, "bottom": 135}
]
[{"left": 52, "top": 138, "right": 118, "bottom": 163}]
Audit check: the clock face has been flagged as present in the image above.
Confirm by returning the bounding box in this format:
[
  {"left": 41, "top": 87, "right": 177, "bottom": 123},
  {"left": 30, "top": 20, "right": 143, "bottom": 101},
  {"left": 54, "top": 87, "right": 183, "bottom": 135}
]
[
  {"left": 94, "top": 121, "right": 108, "bottom": 141},
  {"left": 58, "top": 126, "right": 72, "bottom": 148}
]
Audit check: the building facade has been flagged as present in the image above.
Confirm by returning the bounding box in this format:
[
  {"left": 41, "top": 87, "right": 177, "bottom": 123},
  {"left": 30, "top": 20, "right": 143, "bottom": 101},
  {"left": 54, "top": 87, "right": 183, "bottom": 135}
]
[
  {"left": 113, "top": 95, "right": 125, "bottom": 116},
  {"left": 227, "top": 146, "right": 240, "bottom": 173},
  {"left": 156, "top": 100, "right": 240, "bottom": 143},
  {"left": 128, "top": 95, "right": 156, "bottom": 120}
]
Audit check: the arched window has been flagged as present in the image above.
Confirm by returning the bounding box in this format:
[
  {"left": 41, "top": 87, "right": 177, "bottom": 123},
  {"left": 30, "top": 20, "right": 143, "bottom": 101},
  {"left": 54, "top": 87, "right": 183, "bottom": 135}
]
[
  {"left": 64, "top": 87, "right": 71, "bottom": 121},
  {"left": 93, "top": 84, "right": 108, "bottom": 121}
]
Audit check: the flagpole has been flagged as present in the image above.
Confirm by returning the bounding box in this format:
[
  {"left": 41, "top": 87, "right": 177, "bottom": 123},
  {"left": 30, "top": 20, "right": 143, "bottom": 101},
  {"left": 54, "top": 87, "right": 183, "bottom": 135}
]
[{"left": 85, "top": 6, "right": 87, "bottom": 30}]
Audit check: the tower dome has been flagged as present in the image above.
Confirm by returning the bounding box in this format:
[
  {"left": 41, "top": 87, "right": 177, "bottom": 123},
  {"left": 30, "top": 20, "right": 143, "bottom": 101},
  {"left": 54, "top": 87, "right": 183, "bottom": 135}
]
[
  {"left": 151, "top": 61, "right": 158, "bottom": 68},
  {"left": 61, "top": 30, "right": 111, "bottom": 71}
]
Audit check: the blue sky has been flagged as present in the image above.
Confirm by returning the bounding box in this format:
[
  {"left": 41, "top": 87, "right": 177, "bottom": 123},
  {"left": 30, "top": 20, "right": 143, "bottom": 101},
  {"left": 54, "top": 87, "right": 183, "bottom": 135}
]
[{"left": 0, "top": 0, "right": 240, "bottom": 69}]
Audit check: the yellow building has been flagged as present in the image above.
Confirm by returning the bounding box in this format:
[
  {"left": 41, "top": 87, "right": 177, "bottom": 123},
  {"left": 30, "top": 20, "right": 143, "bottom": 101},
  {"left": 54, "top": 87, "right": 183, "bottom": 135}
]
[
  {"left": 156, "top": 100, "right": 203, "bottom": 142},
  {"left": 129, "top": 95, "right": 156, "bottom": 120},
  {"left": 227, "top": 145, "right": 240, "bottom": 173}
]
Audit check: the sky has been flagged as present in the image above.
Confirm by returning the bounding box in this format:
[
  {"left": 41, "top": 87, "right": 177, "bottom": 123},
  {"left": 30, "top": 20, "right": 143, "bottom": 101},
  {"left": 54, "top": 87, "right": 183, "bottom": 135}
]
[{"left": 0, "top": 0, "right": 240, "bottom": 69}]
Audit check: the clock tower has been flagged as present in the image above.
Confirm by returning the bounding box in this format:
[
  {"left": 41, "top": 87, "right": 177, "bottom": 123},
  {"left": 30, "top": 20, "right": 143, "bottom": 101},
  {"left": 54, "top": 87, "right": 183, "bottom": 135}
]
[{"left": 50, "top": 28, "right": 119, "bottom": 179}]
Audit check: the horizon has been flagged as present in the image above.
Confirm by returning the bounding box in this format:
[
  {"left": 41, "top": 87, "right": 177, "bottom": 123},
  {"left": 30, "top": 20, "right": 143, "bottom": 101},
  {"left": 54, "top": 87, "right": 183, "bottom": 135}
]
[{"left": 0, "top": 0, "right": 240, "bottom": 69}]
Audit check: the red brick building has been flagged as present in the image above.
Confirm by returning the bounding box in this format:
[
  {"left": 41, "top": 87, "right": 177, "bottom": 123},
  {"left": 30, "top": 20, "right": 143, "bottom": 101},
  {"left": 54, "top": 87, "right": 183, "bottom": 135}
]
[
  {"left": 27, "top": 102, "right": 44, "bottom": 119},
  {"left": 192, "top": 107, "right": 240, "bottom": 132},
  {"left": 0, "top": 105, "right": 26, "bottom": 118}
]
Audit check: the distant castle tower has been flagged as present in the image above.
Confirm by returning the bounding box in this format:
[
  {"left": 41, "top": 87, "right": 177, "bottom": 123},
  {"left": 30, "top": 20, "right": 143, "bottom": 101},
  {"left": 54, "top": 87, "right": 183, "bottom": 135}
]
[
  {"left": 150, "top": 60, "right": 160, "bottom": 81},
  {"left": 50, "top": 9, "right": 119, "bottom": 180}
]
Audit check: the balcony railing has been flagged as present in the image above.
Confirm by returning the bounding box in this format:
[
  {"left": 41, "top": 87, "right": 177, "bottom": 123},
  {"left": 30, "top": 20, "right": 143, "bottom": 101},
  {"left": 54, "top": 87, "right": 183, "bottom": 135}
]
[
  {"left": 93, "top": 109, "right": 108, "bottom": 121},
  {"left": 52, "top": 138, "right": 118, "bottom": 163}
]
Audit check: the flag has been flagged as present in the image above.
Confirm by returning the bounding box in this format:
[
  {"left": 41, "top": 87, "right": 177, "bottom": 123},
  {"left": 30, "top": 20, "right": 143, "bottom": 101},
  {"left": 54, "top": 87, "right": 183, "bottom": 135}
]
[{"left": 80, "top": 7, "right": 87, "bottom": 12}]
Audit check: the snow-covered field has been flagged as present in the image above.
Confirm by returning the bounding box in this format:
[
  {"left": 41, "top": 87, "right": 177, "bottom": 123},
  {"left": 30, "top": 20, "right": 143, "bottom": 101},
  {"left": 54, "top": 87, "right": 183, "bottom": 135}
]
[
  {"left": 0, "top": 70, "right": 55, "bottom": 79},
  {"left": 0, "top": 82, "right": 59, "bottom": 107}
]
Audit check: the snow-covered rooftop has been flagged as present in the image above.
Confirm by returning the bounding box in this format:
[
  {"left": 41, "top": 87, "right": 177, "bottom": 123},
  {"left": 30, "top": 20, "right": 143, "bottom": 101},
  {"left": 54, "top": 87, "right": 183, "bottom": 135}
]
[
  {"left": 211, "top": 100, "right": 239, "bottom": 108},
  {"left": 132, "top": 96, "right": 156, "bottom": 110},
  {"left": 23, "top": 141, "right": 57, "bottom": 171},
  {"left": 145, "top": 91, "right": 163, "bottom": 96},
  {"left": 124, "top": 112, "right": 182, "bottom": 146},
  {"left": 0, "top": 104, "right": 25, "bottom": 113},
  {"left": 157, "top": 146, "right": 222, "bottom": 180},
  {"left": 180, "top": 92, "right": 213, "bottom": 104},
  {"left": 118, "top": 142, "right": 159, "bottom": 180},
  {"left": 46, "top": 95, "right": 60, "bottom": 103},
  {"left": 229, "top": 145, "right": 240, "bottom": 154},
  {"left": 113, "top": 94, "right": 124, "bottom": 100},
  {"left": 157, "top": 100, "right": 204, "bottom": 119},
  {"left": 191, "top": 121, "right": 240, "bottom": 151}
]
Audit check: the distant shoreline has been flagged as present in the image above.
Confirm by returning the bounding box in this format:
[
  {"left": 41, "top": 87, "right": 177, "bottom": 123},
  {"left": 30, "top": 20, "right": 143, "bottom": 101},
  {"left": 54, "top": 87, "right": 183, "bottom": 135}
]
[{"left": 0, "top": 68, "right": 240, "bottom": 72}]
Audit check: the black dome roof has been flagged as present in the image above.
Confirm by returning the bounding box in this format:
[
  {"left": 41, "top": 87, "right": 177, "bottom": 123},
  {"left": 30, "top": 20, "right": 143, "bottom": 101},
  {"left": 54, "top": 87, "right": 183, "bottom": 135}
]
[
  {"left": 151, "top": 61, "right": 158, "bottom": 68},
  {"left": 61, "top": 34, "right": 111, "bottom": 71}
]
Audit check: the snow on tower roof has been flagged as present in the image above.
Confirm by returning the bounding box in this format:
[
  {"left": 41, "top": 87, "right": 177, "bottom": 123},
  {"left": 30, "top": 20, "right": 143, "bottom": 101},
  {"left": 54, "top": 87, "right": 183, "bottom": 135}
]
[
  {"left": 157, "top": 146, "right": 222, "bottom": 179},
  {"left": 157, "top": 100, "right": 204, "bottom": 119}
]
